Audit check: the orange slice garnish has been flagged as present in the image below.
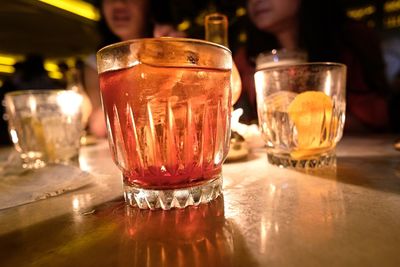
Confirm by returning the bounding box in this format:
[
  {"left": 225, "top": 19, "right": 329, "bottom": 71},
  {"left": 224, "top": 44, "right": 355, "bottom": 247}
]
[{"left": 288, "top": 91, "right": 334, "bottom": 159}]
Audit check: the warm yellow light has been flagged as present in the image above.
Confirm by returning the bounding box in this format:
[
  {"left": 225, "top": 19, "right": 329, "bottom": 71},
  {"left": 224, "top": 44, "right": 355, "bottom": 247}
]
[
  {"left": 347, "top": 5, "right": 376, "bottom": 20},
  {"left": 236, "top": 7, "right": 246, "bottom": 17},
  {"left": 66, "top": 58, "right": 76, "bottom": 68},
  {"left": 384, "top": 14, "right": 400, "bottom": 28},
  {"left": 0, "top": 54, "right": 24, "bottom": 66},
  {"left": 196, "top": 11, "right": 208, "bottom": 26},
  {"left": 385, "top": 0, "right": 400, "bottom": 12},
  {"left": 38, "top": 0, "right": 100, "bottom": 21},
  {"left": 0, "top": 65, "right": 15, "bottom": 74},
  {"left": 177, "top": 20, "right": 191, "bottom": 31},
  {"left": 49, "top": 71, "right": 63, "bottom": 79},
  {"left": 238, "top": 32, "right": 247, "bottom": 43},
  {"left": 0, "top": 55, "right": 16, "bottom": 66},
  {"left": 44, "top": 61, "right": 60, "bottom": 72}
]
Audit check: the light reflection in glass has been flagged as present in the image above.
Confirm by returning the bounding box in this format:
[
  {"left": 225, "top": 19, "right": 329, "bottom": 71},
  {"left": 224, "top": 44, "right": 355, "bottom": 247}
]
[
  {"left": 71, "top": 194, "right": 92, "bottom": 213},
  {"left": 56, "top": 91, "right": 83, "bottom": 116},
  {"left": 324, "top": 70, "right": 332, "bottom": 96},
  {"left": 10, "top": 129, "right": 18, "bottom": 144},
  {"left": 28, "top": 95, "right": 37, "bottom": 114},
  {"left": 72, "top": 197, "right": 80, "bottom": 211},
  {"left": 79, "top": 156, "right": 91, "bottom": 172},
  {"left": 259, "top": 182, "right": 282, "bottom": 254}
]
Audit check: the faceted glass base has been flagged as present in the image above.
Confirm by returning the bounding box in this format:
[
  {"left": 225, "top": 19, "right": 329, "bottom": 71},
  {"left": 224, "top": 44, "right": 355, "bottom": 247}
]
[
  {"left": 267, "top": 151, "right": 336, "bottom": 169},
  {"left": 124, "top": 176, "right": 223, "bottom": 210}
]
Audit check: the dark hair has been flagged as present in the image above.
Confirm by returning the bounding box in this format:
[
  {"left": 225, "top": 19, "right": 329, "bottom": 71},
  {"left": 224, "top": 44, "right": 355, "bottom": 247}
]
[
  {"left": 20, "top": 54, "right": 48, "bottom": 80},
  {"left": 96, "top": 0, "right": 155, "bottom": 49},
  {"left": 246, "top": 0, "right": 347, "bottom": 63}
]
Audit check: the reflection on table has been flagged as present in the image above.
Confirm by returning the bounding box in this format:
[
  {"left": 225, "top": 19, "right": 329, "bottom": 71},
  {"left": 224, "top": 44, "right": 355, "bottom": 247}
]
[{"left": 1, "top": 136, "right": 400, "bottom": 266}]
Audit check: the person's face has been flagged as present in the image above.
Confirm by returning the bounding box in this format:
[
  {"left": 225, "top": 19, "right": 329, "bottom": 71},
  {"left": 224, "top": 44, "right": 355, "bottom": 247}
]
[
  {"left": 102, "top": 0, "right": 148, "bottom": 41},
  {"left": 247, "top": 0, "right": 301, "bottom": 33}
]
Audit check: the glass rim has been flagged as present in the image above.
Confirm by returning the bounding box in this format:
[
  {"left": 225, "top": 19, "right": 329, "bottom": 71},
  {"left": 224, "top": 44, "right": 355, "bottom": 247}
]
[
  {"left": 256, "top": 62, "right": 347, "bottom": 73},
  {"left": 97, "top": 37, "right": 232, "bottom": 56},
  {"left": 5, "top": 89, "right": 67, "bottom": 98},
  {"left": 205, "top": 12, "right": 228, "bottom": 23}
]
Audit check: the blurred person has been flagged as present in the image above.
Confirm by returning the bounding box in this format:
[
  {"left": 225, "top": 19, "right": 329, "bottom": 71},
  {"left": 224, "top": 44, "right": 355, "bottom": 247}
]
[
  {"left": 382, "top": 36, "right": 400, "bottom": 132},
  {"left": 84, "top": 0, "right": 153, "bottom": 137},
  {"left": 382, "top": 36, "right": 400, "bottom": 86},
  {"left": 235, "top": 0, "right": 390, "bottom": 133},
  {"left": 152, "top": 0, "right": 188, "bottom": 38},
  {"left": 388, "top": 70, "right": 400, "bottom": 132},
  {"left": 85, "top": 0, "right": 184, "bottom": 137}
]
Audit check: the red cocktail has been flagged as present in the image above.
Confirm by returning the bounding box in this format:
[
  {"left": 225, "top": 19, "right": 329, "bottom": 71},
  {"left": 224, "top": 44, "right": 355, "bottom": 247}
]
[{"left": 97, "top": 38, "right": 232, "bottom": 209}]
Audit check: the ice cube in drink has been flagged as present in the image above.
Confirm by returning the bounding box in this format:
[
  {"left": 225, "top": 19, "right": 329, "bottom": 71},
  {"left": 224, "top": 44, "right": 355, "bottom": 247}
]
[{"left": 99, "top": 63, "right": 231, "bottom": 189}]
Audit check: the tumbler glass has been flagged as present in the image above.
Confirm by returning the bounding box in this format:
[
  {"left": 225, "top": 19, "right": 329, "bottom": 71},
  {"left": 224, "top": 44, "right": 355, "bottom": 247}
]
[
  {"left": 5, "top": 90, "right": 83, "bottom": 169},
  {"left": 254, "top": 63, "right": 346, "bottom": 168},
  {"left": 97, "top": 38, "right": 232, "bottom": 209}
]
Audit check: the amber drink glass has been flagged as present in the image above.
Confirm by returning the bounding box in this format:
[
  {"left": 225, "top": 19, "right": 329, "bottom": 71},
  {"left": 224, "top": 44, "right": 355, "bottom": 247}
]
[{"left": 255, "top": 63, "right": 346, "bottom": 169}]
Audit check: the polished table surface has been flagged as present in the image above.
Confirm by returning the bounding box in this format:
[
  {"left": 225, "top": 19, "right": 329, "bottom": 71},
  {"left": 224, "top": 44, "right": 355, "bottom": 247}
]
[{"left": 1, "top": 136, "right": 400, "bottom": 267}]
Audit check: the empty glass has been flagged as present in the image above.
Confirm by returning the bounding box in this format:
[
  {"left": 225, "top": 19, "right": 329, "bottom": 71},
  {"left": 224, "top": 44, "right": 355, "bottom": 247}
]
[
  {"left": 254, "top": 63, "right": 346, "bottom": 168},
  {"left": 5, "top": 90, "right": 83, "bottom": 169}
]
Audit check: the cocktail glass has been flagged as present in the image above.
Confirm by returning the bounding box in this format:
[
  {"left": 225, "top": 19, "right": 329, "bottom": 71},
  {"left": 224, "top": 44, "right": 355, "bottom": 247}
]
[
  {"left": 254, "top": 63, "right": 346, "bottom": 168},
  {"left": 97, "top": 38, "right": 232, "bottom": 209}
]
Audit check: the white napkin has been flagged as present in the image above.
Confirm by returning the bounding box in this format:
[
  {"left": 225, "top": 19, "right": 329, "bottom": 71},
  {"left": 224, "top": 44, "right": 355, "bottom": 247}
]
[{"left": 0, "top": 151, "right": 94, "bottom": 210}]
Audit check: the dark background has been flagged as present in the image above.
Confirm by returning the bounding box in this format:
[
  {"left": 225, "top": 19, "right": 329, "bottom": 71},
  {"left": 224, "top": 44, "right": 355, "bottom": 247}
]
[{"left": 0, "top": 0, "right": 399, "bottom": 81}]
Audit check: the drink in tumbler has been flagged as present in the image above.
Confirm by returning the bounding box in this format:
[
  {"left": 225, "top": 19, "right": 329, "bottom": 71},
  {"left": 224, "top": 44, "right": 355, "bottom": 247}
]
[
  {"left": 97, "top": 38, "right": 232, "bottom": 209},
  {"left": 254, "top": 63, "right": 346, "bottom": 168},
  {"left": 5, "top": 90, "right": 83, "bottom": 168}
]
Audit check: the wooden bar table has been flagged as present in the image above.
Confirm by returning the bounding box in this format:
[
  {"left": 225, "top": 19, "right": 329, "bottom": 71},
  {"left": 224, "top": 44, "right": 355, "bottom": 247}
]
[{"left": 1, "top": 136, "right": 400, "bottom": 266}]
